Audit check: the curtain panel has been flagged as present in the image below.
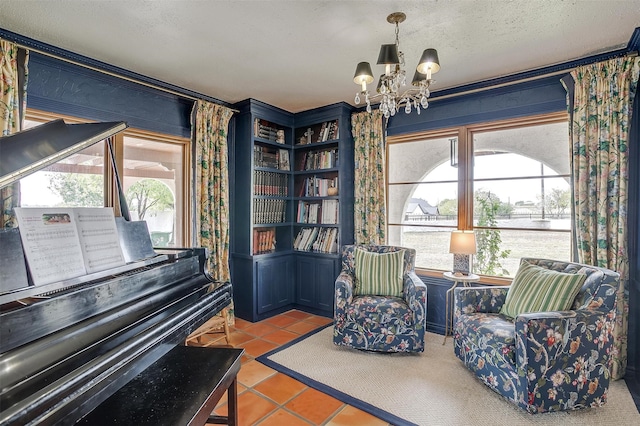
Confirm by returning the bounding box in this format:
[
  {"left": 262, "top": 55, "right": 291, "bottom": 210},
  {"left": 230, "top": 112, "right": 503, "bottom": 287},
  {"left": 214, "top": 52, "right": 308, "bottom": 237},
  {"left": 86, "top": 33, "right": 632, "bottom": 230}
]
[
  {"left": 564, "top": 56, "right": 640, "bottom": 380},
  {"left": 192, "top": 100, "right": 234, "bottom": 283},
  {"left": 0, "top": 38, "right": 28, "bottom": 228},
  {"left": 351, "top": 110, "right": 386, "bottom": 245}
]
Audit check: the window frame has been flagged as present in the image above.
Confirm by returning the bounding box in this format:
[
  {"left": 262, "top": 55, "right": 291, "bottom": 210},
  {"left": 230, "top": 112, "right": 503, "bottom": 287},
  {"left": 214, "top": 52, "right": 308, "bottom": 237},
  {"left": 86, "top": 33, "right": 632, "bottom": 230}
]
[
  {"left": 24, "top": 109, "right": 192, "bottom": 246},
  {"left": 386, "top": 111, "right": 570, "bottom": 281}
]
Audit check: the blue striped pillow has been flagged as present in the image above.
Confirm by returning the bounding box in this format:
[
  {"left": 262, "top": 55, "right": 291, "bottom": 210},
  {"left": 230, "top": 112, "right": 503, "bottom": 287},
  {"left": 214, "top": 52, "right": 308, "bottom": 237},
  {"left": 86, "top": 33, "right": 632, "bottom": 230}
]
[{"left": 354, "top": 248, "right": 405, "bottom": 297}]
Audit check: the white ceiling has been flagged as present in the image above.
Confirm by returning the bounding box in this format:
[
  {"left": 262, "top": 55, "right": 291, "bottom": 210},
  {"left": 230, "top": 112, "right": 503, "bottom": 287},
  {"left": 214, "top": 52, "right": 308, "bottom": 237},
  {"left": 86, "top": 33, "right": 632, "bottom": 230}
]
[{"left": 1, "top": 1, "right": 639, "bottom": 113}]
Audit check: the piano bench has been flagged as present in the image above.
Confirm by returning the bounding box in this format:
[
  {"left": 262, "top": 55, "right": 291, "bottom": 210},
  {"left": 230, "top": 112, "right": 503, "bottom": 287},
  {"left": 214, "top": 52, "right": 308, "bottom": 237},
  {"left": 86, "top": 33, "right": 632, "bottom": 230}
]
[{"left": 77, "top": 346, "right": 244, "bottom": 426}]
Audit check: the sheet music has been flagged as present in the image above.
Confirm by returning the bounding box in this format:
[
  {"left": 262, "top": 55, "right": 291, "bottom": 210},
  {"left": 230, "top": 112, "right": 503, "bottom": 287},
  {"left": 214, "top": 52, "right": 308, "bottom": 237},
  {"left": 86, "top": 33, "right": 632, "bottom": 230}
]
[
  {"left": 15, "top": 208, "right": 88, "bottom": 285},
  {"left": 74, "top": 208, "right": 125, "bottom": 273},
  {"left": 14, "top": 207, "right": 125, "bottom": 285}
]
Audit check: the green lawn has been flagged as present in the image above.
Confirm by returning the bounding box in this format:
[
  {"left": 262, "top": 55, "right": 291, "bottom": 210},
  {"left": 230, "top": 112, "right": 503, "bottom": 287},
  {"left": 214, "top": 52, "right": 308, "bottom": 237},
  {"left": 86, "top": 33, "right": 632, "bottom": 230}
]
[{"left": 401, "top": 229, "right": 571, "bottom": 277}]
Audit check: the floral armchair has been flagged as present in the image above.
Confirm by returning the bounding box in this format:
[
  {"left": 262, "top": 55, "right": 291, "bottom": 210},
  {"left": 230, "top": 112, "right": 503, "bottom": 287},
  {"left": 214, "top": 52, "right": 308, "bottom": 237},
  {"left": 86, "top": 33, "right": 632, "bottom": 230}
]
[
  {"left": 453, "top": 258, "right": 620, "bottom": 413},
  {"left": 333, "top": 245, "right": 427, "bottom": 353}
]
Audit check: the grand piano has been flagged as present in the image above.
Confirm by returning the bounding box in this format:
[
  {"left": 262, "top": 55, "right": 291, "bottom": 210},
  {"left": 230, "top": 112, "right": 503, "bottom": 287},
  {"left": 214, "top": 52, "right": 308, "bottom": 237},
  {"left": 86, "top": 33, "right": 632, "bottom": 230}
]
[{"left": 0, "top": 120, "right": 234, "bottom": 425}]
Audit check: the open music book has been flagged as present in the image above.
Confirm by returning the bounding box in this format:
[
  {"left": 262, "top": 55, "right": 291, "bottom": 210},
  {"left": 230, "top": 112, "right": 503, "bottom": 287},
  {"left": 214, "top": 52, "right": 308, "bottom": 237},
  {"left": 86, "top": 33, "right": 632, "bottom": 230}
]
[{"left": 14, "top": 207, "right": 125, "bottom": 285}]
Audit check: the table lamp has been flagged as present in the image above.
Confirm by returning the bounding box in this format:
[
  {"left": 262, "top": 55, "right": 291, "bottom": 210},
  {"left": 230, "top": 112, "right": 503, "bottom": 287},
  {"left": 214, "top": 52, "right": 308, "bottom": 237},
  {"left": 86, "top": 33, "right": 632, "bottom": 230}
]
[{"left": 449, "top": 230, "right": 476, "bottom": 275}]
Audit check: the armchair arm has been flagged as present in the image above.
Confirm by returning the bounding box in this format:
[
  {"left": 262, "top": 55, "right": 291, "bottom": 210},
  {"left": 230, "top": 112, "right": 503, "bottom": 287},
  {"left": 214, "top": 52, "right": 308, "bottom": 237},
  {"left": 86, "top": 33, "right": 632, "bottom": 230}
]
[
  {"left": 514, "top": 308, "right": 616, "bottom": 410},
  {"left": 403, "top": 271, "right": 427, "bottom": 328},
  {"left": 334, "top": 271, "right": 354, "bottom": 320},
  {"left": 454, "top": 286, "right": 509, "bottom": 316}
]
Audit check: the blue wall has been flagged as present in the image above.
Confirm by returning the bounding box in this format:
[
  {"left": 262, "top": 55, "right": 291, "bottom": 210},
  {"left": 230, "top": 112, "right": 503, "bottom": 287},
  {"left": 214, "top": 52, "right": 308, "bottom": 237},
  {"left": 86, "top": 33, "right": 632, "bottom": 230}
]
[
  {"left": 387, "top": 75, "right": 567, "bottom": 135},
  {"left": 27, "top": 53, "right": 194, "bottom": 138}
]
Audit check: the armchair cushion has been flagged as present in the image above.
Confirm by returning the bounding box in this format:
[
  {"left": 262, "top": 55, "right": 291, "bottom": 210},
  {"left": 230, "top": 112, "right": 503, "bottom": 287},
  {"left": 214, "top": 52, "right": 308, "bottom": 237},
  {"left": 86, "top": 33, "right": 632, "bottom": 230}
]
[
  {"left": 500, "top": 261, "right": 587, "bottom": 319},
  {"left": 354, "top": 248, "right": 405, "bottom": 297}
]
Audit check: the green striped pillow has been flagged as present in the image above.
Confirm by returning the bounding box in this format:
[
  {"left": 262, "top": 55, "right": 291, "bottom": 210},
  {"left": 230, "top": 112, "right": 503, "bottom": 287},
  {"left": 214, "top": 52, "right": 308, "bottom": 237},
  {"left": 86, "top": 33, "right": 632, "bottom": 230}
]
[
  {"left": 500, "top": 261, "right": 587, "bottom": 319},
  {"left": 354, "top": 248, "right": 405, "bottom": 297}
]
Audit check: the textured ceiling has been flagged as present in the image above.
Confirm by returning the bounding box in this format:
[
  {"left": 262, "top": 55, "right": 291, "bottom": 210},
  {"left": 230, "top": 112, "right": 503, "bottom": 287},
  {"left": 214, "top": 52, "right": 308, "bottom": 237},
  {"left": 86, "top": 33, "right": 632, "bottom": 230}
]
[{"left": 0, "top": 0, "right": 639, "bottom": 113}]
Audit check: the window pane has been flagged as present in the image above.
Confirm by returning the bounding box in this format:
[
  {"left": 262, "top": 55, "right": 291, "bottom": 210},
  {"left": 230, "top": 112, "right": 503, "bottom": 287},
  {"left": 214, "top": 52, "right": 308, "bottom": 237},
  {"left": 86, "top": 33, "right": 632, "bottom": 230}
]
[
  {"left": 473, "top": 176, "right": 571, "bottom": 230},
  {"left": 395, "top": 226, "right": 455, "bottom": 271},
  {"left": 474, "top": 229, "right": 571, "bottom": 278},
  {"left": 471, "top": 121, "right": 571, "bottom": 276},
  {"left": 388, "top": 136, "right": 458, "bottom": 269},
  {"left": 123, "top": 136, "right": 184, "bottom": 247},
  {"left": 20, "top": 120, "right": 105, "bottom": 207},
  {"left": 472, "top": 121, "right": 571, "bottom": 231}
]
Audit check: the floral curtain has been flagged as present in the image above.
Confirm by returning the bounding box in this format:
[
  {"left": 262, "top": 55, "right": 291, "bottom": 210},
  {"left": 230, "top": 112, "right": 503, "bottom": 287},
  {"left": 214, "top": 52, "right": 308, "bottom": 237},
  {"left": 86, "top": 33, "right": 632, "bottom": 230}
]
[
  {"left": 564, "top": 56, "right": 640, "bottom": 380},
  {"left": 352, "top": 110, "right": 386, "bottom": 245},
  {"left": 1, "top": 38, "right": 28, "bottom": 228},
  {"left": 192, "top": 100, "right": 234, "bottom": 323}
]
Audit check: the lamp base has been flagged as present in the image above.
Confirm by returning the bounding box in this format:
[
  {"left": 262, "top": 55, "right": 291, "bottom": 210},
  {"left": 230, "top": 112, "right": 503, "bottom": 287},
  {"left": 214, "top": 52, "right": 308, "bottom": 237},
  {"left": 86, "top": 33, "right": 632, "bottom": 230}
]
[{"left": 452, "top": 254, "right": 470, "bottom": 275}]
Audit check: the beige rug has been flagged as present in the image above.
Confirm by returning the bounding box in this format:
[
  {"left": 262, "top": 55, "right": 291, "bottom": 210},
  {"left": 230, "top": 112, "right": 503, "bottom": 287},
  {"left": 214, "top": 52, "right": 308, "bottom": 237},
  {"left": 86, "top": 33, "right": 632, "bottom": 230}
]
[{"left": 258, "top": 326, "right": 640, "bottom": 426}]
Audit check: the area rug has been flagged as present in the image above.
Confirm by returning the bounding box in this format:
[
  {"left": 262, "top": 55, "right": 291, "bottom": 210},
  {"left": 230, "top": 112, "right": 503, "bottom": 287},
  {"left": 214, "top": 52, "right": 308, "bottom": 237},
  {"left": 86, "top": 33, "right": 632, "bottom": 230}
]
[{"left": 257, "top": 326, "right": 640, "bottom": 426}]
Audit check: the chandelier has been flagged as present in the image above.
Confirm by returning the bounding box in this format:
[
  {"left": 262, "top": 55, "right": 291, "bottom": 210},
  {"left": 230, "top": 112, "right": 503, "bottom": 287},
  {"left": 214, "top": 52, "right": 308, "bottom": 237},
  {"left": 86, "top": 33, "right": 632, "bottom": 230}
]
[{"left": 353, "top": 12, "right": 440, "bottom": 118}]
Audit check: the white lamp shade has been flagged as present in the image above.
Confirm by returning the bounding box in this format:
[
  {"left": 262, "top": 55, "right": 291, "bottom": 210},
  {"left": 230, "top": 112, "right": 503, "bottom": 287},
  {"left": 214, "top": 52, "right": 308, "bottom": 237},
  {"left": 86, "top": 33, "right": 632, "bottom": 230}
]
[{"left": 449, "top": 230, "right": 476, "bottom": 255}]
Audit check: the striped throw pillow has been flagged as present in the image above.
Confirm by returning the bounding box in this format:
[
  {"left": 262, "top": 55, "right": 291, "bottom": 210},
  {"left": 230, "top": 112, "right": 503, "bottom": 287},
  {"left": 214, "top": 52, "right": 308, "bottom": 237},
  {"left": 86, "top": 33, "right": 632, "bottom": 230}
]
[
  {"left": 354, "top": 248, "right": 405, "bottom": 297},
  {"left": 500, "top": 261, "right": 587, "bottom": 319}
]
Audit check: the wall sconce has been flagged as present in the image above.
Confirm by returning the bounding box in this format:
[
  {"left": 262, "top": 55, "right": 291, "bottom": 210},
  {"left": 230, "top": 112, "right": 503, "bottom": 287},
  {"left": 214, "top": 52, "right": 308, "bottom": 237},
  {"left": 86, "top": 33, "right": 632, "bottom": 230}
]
[{"left": 449, "top": 230, "right": 476, "bottom": 275}]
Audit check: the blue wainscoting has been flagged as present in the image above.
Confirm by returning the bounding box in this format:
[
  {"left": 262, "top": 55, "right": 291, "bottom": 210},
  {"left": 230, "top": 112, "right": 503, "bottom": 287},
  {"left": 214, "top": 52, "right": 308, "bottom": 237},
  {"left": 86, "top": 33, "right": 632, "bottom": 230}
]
[{"left": 420, "top": 274, "right": 451, "bottom": 335}]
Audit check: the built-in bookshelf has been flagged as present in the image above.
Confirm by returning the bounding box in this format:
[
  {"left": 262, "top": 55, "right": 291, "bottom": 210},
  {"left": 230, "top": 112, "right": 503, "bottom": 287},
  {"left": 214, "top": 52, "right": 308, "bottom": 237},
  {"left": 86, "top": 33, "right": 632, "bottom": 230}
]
[
  {"left": 292, "top": 104, "right": 354, "bottom": 314},
  {"left": 231, "top": 100, "right": 353, "bottom": 321},
  {"left": 231, "top": 100, "right": 296, "bottom": 322}
]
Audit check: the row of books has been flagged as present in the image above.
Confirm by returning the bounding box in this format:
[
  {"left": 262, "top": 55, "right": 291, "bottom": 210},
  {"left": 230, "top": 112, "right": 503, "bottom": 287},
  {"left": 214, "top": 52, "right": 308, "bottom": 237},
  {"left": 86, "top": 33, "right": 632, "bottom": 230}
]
[
  {"left": 296, "top": 199, "right": 339, "bottom": 224},
  {"left": 293, "top": 227, "right": 339, "bottom": 253},
  {"left": 253, "top": 199, "right": 286, "bottom": 224},
  {"left": 296, "top": 120, "right": 339, "bottom": 145},
  {"left": 295, "top": 149, "right": 338, "bottom": 171},
  {"left": 254, "top": 118, "right": 285, "bottom": 143},
  {"left": 254, "top": 146, "right": 290, "bottom": 170},
  {"left": 252, "top": 227, "right": 276, "bottom": 254},
  {"left": 296, "top": 176, "right": 338, "bottom": 197},
  {"left": 254, "top": 171, "right": 288, "bottom": 196},
  {"left": 317, "top": 120, "right": 339, "bottom": 142}
]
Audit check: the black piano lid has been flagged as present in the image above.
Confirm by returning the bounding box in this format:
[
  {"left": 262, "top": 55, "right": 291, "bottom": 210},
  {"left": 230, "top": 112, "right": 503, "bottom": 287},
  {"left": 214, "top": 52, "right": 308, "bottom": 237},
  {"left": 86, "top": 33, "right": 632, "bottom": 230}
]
[{"left": 0, "top": 119, "right": 128, "bottom": 190}]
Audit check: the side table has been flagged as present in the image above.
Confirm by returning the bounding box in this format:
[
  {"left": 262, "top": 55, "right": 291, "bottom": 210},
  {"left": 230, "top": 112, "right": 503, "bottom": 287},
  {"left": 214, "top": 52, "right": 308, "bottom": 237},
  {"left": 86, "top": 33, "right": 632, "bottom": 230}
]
[{"left": 442, "top": 271, "right": 480, "bottom": 345}]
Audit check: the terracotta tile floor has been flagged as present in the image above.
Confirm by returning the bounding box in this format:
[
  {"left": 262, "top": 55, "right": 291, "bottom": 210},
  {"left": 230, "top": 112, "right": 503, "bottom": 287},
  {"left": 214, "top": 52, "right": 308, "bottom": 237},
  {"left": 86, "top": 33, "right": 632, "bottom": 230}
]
[{"left": 196, "top": 309, "right": 390, "bottom": 426}]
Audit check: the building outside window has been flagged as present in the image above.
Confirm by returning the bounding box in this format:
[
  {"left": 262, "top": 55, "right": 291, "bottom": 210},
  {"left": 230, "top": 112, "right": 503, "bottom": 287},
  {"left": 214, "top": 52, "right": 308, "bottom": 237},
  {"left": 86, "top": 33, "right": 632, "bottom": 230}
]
[
  {"left": 19, "top": 113, "right": 190, "bottom": 247},
  {"left": 387, "top": 113, "right": 571, "bottom": 277}
]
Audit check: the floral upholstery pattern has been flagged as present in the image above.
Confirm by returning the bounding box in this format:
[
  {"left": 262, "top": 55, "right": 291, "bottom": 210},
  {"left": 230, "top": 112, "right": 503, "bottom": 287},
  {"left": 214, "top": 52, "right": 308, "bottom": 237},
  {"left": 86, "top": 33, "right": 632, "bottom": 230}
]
[
  {"left": 333, "top": 245, "right": 427, "bottom": 352},
  {"left": 454, "top": 258, "right": 620, "bottom": 413}
]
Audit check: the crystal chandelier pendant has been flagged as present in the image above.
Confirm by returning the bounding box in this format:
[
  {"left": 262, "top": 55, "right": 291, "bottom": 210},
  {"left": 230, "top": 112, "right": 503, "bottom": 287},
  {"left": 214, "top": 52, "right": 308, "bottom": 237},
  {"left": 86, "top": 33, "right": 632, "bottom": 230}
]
[{"left": 351, "top": 12, "right": 440, "bottom": 116}]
